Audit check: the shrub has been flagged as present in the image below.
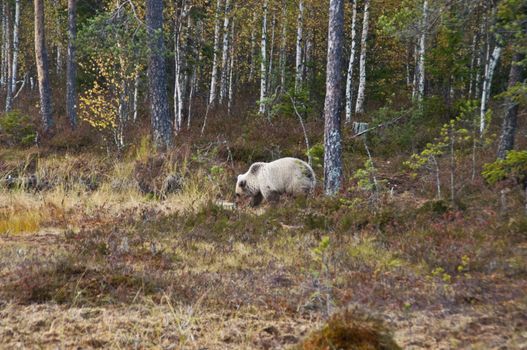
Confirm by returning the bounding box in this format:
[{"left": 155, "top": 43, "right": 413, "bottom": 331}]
[
  {"left": 0, "top": 111, "right": 36, "bottom": 147},
  {"left": 482, "top": 150, "right": 527, "bottom": 186}
]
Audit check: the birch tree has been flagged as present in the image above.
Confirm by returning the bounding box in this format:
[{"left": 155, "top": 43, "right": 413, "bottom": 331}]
[
  {"left": 345, "top": 0, "right": 358, "bottom": 124},
  {"left": 279, "top": 0, "right": 287, "bottom": 92},
  {"left": 354, "top": 0, "right": 369, "bottom": 114},
  {"left": 259, "top": 0, "right": 268, "bottom": 115},
  {"left": 4, "top": 1, "right": 12, "bottom": 112},
  {"left": 147, "top": 0, "right": 172, "bottom": 148},
  {"left": 294, "top": 0, "right": 304, "bottom": 92},
  {"left": 5, "top": 0, "right": 19, "bottom": 112},
  {"left": 479, "top": 45, "right": 501, "bottom": 134},
  {"left": 34, "top": 0, "right": 54, "bottom": 132},
  {"left": 209, "top": 0, "right": 223, "bottom": 105},
  {"left": 267, "top": 12, "right": 276, "bottom": 93},
  {"left": 248, "top": 12, "right": 256, "bottom": 82},
  {"left": 227, "top": 19, "right": 236, "bottom": 114},
  {"left": 497, "top": 53, "right": 525, "bottom": 159},
  {"left": 174, "top": 1, "right": 189, "bottom": 133},
  {"left": 66, "top": 0, "right": 77, "bottom": 128},
  {"left": 219, "top": 0, "right": 231, "bottom": 104},
  {"left": 416, "top": 0, "right": 428, "bottom": 103},
  {"left": 324, "top": 0, "right": 344, "bottom": 196},
  {"left": 1, "top": 3, "right": 6, "bottom": 87}
]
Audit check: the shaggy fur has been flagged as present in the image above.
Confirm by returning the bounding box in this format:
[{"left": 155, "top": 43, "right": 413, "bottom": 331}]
[{"left": 236, "top": 157, "right": 316, "bottom": 206}]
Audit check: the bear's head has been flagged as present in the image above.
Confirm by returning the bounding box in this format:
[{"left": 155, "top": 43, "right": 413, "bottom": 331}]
[
  {"left": 235, "top": 163, "right": 265, "bottom": 202},
  {"left": 235, "top": 174, "right": 249, "bottom": 198}
]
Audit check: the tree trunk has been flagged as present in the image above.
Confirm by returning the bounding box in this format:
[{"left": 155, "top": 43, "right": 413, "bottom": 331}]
[
  {"left": 6, "top": 0, "right": 19, "bottom": 111},
  {"left": 227, "top": 19, "right": 235, "bottom": 114},
  {"left": 345, "top": 0, "right": 357, "bottom": 124},
  {"left": 132, "top": 72, "right": 139, "bottom": 122},
  {"left": 467, "top": 33, "right": 477, "bottom": 99},
  {"left": 34, "top": 0, "right": 53, "bottom": 132},
  {"left": 416, "top": 0, "right": 428, "bottom": 103},
  {"left": 146, "top": 0, "right": 172, "bottom": 149},
  {"left": 249, "top": 12, "right": 257, "bottom": 82},
  {"left": 279, "top": 0, "right": 287, "bottom": 92},
  {"left": 304, "top": 30, "right": 313, "bottom": 89},
  {"left": 1, "top": 2, "right": 6, "bottom": 88},
  {"left": 5, "top": 2, "right": 12, "bottom": 112},
  {"left": 56, "top": 47, "right": 61, "bottom": 75},
  {"left": 354, "top": 0, "right": 369, "bottom": 114},
  {"left": 480, "top": 45, "right": 502, "bottom": 134},
  {"left": 219, "top": 0, "right": 231, "bottom": 104},
  {"left": 66, "top": 0, "right": 77, "bottom": 129},
  {"left": 323, "top": 0, "right": 344, "bottom": 196},
  {"left": 267, "top": 12, "right": 276, "bottom": 94},
  {"left": 497, "top": 52, "right": 525, "bottom": 159},
  {"left": 209, "top": 0, "right": 222, "bottom": 105},
  {"left": 174, "top": 2, "right": 188, "bottom": 133},
  {"left": 294, "top": 0, "right": 304, "bottom": 92},
  {"left": 259, "top": 0, "right": 268, "bottom": 115}
]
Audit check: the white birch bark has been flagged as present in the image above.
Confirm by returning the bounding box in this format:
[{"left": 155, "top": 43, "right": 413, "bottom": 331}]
[
  {"left": 174, "top": 2, "right": 189, "bottom": 133},
  {"left": 132, "top": 72, "right": 139, "bottom": 122},
  {"left": 468, "top": 33, "right": 477, "bottom": 99},
  {"left": 412, "top": 39, "right": 418, "bottom": 99},
  {"left": 279, "top": 0, "right": 287, "bottom": 92},
  {"left": 187, "top": 67, "right": 195, "bottom": 129},
  {"left": 1, "top": 2, "right": 7, "bottom": 87},
  {"left": 354, "top": 0, "right": 370, "bottom": 114},
  {"left": 173, "top": 8, "right": 183, "bottom": 132},
  {"left": 5, "top": 3, "right": 11, "bottom": 112},
  {"left": 416, "top": 0, "right": 428, "bottom": 103},
  {"left": 56, "top": 47, "right": 61, "bottom": 75},
  {"left": 480, "top": 45, "right": 501, "bottom": 134},
  {"left": 474, "top": 36, "right": 482, "bottom": 99},
  {"left": 259, "top": 0, "right": 268, "bottom": 115},
  {"left": 219, "top": 0, "right": 231, "bottom": 103},
  {"left": 267, "top": 12, "right": 276, "bottom": 93},
  {"left": 6, "top": 0, "right": 20, "bottom": 112},
  {"left": 208, "top": 0, "right": 222, "bottom": 105},
  {"left": 249, "top": 13, "right": 256, "bottom": 82},
  {"left": 294, "top": 0, "right": 304, "bottom": 92},
  {"left": 344, "top": 0, "right": 358, "bottom": 124},
  {"left": 304, "top": 31, "right": 312, "bottom": 84},
  {"left": 227, "top": 20, "right": 235, "bottom": 115}
]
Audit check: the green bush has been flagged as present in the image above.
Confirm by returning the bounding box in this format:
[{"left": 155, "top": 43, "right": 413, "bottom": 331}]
[
  {"left": 0, "top": 111, "right": 36, "bottom": 147},
  {"left": 482, "top": 151, "right": 527, "bottom": 186}
]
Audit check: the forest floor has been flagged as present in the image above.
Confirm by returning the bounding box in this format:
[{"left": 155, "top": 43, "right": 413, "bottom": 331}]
[{"left": 0, "top": 150, "right": 526, "bottom": 349}]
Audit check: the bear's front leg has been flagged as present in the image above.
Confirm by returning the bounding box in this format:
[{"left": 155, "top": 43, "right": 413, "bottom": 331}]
[{"left": 250, "top": 192, "right": 263, "bottom": 207}]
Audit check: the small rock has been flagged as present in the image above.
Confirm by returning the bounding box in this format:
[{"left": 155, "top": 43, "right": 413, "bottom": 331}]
[
  {"left": 262, "top": 325, "right": 279, "bottom": 336},
  {"left": 282, "top": 334, "right": 299, "bottom": 344}
]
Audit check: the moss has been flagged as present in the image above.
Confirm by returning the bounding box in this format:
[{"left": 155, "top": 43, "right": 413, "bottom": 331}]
[{"left": 294, "top": 309, "right": 401, "bottom": 350}]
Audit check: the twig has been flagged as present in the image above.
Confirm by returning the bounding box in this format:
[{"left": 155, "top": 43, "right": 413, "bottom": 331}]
[
  {"left": 287, "top": 93, "right": 312, "bottom": 166},
  {"left": 12, "top": 73, "right": 27, "bottom": 100}
]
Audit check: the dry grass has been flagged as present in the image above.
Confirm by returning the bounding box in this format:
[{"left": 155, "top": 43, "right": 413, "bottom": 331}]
[{"left": 1, "top": 148, "right": 527, "bottom": 349}]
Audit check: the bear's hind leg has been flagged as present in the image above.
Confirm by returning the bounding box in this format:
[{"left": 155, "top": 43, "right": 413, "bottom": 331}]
[{"left": 265, "top": 190, "right": 281, "bottom": 204}]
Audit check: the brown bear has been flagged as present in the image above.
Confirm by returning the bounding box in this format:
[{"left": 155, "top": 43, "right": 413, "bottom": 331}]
[{"left": 235, "top": 157, "right": 316, "bottom": 206}]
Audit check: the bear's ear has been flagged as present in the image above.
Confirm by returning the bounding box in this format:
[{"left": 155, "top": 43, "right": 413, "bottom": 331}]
[
  {"left": 239, "top": 179, "right": 247, "bottom": 188},
  {"left": 249, "top": 163, "right": 263, "bottom": 175}
]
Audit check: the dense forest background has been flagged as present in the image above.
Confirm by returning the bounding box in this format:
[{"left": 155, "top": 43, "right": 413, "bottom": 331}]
[
  {"left": 0, "top": 0, "right": 526, "bottom": 348},
  {"left": 0, "top": 0, "right": 524, "bottom": 160}
]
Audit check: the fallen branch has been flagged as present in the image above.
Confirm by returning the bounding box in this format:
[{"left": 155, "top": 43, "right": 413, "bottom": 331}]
[{"left": 350, "top": 114, "right": 404, "bottom": 138}]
